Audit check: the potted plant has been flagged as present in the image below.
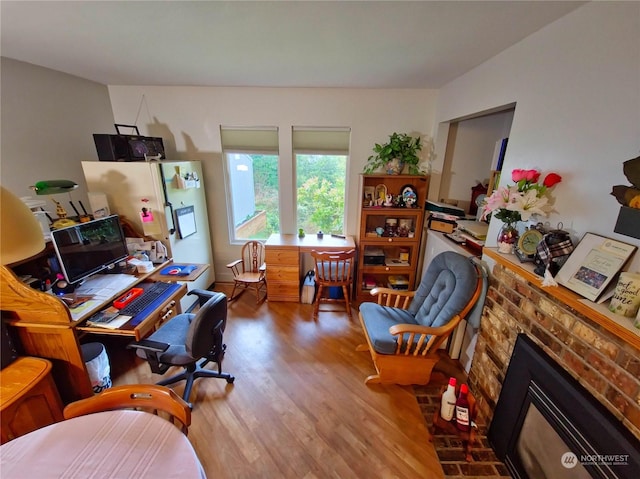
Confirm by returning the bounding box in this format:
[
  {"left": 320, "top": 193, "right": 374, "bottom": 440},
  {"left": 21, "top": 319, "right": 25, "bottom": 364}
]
[{"left": 364, "top": 133, "right": 428, "bottom": 175}]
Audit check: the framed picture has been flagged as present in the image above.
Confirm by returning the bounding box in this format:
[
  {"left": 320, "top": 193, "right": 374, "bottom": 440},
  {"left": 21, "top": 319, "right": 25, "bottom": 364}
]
[
  {"left": 363, "top": 186, "right": 375, "bottom": 206},
  {"left": 375, "top": 184, "right": 388, "bottom": 206},
  {"left": 556, "top": 232, "right": 637, "bottom": 302}
]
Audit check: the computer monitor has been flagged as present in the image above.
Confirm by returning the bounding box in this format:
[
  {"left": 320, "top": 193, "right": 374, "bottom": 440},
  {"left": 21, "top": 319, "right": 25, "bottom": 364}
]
[{"left": 51, "top": 215, "right": 129, "bottom": 284}]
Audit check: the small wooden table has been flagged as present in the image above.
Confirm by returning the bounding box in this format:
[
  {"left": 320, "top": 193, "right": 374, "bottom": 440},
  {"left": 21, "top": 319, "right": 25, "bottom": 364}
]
[
  {"left": 265, "top": 234, "right": 356, "bottom": 302},
  {"left": 0, "top": 357, "right": 64, "bottom": 444}
]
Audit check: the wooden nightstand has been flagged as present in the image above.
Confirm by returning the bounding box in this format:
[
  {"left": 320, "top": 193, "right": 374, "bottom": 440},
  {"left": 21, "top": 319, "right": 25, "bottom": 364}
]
[{"left": 1, "top": 357, "right": 64, "bottom": 443}]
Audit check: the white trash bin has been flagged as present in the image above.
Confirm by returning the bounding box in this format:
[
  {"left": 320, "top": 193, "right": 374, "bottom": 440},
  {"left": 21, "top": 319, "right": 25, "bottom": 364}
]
[{"left": 81, "top": 342, "right": 112, "bottom": 394}]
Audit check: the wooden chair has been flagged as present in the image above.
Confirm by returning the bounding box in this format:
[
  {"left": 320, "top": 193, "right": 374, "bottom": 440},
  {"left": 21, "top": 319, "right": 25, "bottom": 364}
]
[
  {"left": 226, "top": 240, "right": 267, "bottom": 303},
  {"left": 63, "top": 384, "right": 191, "bottom": 435},
  {"left": 311, "top": 249, "right": 356, "bottom": 319},
  {"left": 357, "top": 251, "right": 483, "bottom": 385}
]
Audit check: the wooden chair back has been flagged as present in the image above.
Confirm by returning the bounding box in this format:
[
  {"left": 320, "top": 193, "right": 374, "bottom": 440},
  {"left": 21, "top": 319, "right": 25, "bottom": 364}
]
[
  {"left": 240, "top": 240, "right": 266, "bottom": 275},
  {"left": 311, "top": 249, "right": 356, "bottom": 287},
  {"left": 63, "top": 384, "right": 191, "bottom": 435}
]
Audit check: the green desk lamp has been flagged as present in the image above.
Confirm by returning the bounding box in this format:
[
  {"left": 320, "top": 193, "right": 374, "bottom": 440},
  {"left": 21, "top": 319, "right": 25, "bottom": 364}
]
[{"left": 31, "top": 180, "right": 79, "bottom": 229}]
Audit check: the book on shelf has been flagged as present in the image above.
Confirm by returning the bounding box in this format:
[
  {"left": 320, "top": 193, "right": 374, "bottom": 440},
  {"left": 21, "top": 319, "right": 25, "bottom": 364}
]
[
  {"left": 387, "top": 275, "right": 409, "bottom": 290},
  {"left": 490, "top": 138, "right": 509, "bottom": 171},
  {"left": 385, "top": 258, "right": 409, "bottom": 267}
]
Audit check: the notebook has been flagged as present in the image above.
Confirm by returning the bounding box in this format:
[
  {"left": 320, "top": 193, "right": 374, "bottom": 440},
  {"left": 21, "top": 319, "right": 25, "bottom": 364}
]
[{"left": 456, "top": 220, "right": 489, "bottom": 240}]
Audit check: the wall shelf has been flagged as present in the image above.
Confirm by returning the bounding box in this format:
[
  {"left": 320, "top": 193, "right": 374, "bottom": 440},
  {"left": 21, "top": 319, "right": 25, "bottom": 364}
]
[{"left": 483, "top": 247, "right": 640, "bottom": 350}]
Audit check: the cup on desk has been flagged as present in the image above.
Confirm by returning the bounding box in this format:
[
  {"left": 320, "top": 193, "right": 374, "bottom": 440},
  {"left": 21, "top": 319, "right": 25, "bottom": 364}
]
[{"left": 609, "top": 271, "right": 640, "bottom": 318}]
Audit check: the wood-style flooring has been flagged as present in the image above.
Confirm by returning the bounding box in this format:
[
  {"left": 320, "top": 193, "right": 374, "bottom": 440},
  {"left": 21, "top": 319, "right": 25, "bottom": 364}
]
[{"left": 107, "top": 284, "right": 445, "bottom": 479}]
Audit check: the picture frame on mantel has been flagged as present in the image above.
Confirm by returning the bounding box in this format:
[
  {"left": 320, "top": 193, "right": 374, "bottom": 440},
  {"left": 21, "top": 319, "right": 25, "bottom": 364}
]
[{"left": 556, "top": 233, "right": 637, "bottom": 302}]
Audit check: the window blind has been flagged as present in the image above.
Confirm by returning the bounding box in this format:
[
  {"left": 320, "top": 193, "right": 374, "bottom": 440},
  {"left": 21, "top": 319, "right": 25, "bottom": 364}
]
[
  {"left": 220, "top": 126, "right": 279, "bottom": 153},
  {"left": 292, "top": 127, "right": 351, "bottom": 154}
]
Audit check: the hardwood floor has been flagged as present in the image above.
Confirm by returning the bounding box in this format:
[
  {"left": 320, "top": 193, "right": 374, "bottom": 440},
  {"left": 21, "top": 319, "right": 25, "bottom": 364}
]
[{"left": 108, "top": 284, "right": 445, "bottom": 479}]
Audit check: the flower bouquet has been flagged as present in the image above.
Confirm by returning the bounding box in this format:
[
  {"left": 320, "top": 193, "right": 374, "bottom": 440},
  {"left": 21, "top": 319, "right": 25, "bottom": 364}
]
[{"left": 481, "top": 169, "right": 562, "bottom": 252}]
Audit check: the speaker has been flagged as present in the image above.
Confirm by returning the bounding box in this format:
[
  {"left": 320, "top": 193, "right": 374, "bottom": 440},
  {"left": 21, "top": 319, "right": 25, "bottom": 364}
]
[{"left": 93, "top": 134, "right": 165, "bottom": 161}]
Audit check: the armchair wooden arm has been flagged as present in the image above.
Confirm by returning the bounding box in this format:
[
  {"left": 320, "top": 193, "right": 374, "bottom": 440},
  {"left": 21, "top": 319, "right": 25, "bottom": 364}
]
[{"left": 389, "top": 315, "right": 464, "bottom": 356}]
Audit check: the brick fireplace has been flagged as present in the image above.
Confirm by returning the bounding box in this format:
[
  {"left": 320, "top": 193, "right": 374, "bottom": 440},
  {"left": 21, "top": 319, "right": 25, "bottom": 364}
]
[{"left": 467, "top": 249, "right": 640, "bottom": 442}]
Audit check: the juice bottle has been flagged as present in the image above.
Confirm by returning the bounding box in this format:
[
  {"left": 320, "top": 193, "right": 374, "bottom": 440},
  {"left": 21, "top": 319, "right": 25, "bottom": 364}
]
[{"left": 455, "top": 383, "right": 471, "bottom": 432}]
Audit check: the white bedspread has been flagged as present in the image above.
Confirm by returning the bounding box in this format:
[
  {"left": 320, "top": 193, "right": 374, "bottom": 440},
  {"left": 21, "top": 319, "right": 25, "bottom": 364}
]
[{"left": 0, "top": 410, "right": 206, "bottom": 479}]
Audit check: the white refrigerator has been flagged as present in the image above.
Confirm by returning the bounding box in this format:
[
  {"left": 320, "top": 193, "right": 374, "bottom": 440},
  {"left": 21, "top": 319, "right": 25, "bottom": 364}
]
[{"left": 81, "top": 160, "right": 214, "bottom": 308}]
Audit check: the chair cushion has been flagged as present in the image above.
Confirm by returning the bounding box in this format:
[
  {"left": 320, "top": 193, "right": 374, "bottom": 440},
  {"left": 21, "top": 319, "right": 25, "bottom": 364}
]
[
  {"left": 135, "top": 313, "right": 196, "bottom": 365},
  {"left": 318, "top": 260, "right": 352, "bottom": 281},
  {"left": 359, "top": 302, "right": 417, "bottom": 354},
  {"left": 408, "top": 251, "right": 477, "bottom": 328}
]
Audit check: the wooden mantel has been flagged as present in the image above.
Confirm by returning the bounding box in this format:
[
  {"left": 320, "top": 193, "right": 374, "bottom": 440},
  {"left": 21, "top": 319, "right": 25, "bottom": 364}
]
[{"left": 483, "top": 247, "right": 640, "bottom": 350}]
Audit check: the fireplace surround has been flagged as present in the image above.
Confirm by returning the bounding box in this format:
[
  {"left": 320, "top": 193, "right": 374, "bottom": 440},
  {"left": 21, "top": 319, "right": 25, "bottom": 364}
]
[{"left": 488, "top": 334, "right": 639, "bottom": 478}]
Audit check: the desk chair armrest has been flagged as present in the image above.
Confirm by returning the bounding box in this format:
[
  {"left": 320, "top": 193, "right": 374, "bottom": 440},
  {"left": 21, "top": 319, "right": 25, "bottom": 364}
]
[
  {"left": 128, "top": 340, "right": 171, "bottom": 375},
  {"left": 129, "top": 339, "right": 170, "bottom": 353}
]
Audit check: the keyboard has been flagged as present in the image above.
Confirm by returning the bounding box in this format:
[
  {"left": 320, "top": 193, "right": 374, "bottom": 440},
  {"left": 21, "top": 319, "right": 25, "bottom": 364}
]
[{"left": 120, "top": 282, "right": 180, "bottom": 322}]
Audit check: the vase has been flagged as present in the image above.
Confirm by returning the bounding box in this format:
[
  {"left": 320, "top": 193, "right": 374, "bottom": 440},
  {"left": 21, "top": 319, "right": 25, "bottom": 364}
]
[
  {"left": 497, "top": 223, "right": 519, "bottom": 254},
  {"left": 386, "top": 158, "right": 405, "bottom": 175}
]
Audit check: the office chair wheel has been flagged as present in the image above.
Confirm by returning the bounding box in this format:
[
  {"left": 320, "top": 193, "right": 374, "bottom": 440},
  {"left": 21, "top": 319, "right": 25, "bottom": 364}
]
[{"left": 226, "top": 376, "right": 235, "bottom": 384}]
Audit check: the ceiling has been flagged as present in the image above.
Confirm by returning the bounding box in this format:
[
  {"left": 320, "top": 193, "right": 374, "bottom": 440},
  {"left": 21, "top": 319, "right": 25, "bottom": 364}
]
[{"left": 1, "top": 1, "right": 585, "bottom": 89}]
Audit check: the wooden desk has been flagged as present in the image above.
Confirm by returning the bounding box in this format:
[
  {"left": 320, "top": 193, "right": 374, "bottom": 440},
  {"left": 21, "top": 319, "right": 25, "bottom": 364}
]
[
  {"left": 0, "top": 357, "right": 64, "bottom": 444},
  {"left": 1, "top": 261, "right": 187, "bottom": 403},
  {"left": 150, "top": 263, "right": 210, "bottom": 283},
  {"left": 0, "top": 410, "right": 205, "bottom": 478},
  {"left": 265, "top": 234, "right": 356, "bottom": 302}
]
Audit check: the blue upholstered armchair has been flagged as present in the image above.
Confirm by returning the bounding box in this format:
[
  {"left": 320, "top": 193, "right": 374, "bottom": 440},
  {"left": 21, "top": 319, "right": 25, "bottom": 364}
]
[{"left": 357, "top": 251, "right": 483, "bottom": 385}]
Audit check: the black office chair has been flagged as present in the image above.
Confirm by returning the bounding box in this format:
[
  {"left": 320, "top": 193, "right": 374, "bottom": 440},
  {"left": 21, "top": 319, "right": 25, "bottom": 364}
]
[{"left": 129, "top": 290, "right": 235, "bottom": 406}]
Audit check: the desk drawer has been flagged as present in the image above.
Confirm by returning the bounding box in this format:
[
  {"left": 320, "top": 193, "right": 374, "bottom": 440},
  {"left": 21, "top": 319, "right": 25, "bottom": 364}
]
[
  {"left": 266, "top": 265, "right": 299, "bottom": 282},
  {"left": 265, "top": 249, "right": 299, "bottom": 265},
  {"left": 266, "top": 281, "right": 300, "bottom": 302}
]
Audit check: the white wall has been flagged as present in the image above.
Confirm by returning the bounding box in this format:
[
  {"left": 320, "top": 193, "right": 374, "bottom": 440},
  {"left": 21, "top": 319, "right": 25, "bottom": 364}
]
[
  {"left": 106, "top": 87, "right": 438, "bottom": 281},
  {"left": 440, "top": 110, "right": 513, "bottom": 212},
  {"left": 434, "top": 1, "right": 640, "bottom": 271},
  {"left": 0, "top": 58, "right": 114, "bottom": 206}
]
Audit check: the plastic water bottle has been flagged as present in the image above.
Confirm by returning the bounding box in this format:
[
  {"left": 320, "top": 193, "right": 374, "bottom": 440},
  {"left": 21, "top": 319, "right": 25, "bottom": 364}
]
[{"left": 440, "top": 377, "right": 457, "bottom": 421}]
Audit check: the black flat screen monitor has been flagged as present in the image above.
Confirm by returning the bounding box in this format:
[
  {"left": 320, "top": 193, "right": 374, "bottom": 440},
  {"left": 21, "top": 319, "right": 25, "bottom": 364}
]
[{"left": 51, "top": 215, "right": 129, "bottom": 284}]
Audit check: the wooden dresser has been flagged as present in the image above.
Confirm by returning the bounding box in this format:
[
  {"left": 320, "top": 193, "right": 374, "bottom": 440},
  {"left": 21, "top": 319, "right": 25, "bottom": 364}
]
[{"left": 0, "top": 357, "right": 64, "bottom": 443}]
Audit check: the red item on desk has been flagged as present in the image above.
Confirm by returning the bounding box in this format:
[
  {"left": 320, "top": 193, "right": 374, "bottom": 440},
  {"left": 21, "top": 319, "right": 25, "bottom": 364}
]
[{"left": 113, "top": 288, "right": 143, "bottom": 309}]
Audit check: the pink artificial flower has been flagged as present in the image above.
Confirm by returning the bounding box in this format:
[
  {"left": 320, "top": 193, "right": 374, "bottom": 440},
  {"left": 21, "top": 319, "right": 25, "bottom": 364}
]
[
  {"left": 512, "top": 169, "right": 540, "bottom": 183},
  {"left": 480, "top": 186, "right": 509, "bottom": 220},
  {"left": 543, "top": 172, "right": 562, "bottom": 187}
]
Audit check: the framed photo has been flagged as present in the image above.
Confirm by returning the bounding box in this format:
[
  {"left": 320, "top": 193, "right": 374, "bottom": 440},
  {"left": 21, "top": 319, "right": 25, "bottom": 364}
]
[
  {"left": 556, "top": 232, "right": 637, "bottom": 302},
  {"left": 363, "top": 186, "right": 375, "bottom": 206},
  {"left": 375, "top": 184, "right": 388, "bottom": 206}
]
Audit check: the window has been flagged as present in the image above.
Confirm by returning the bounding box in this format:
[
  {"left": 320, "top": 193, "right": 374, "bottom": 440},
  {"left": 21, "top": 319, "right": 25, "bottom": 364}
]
[
  {"left": 221, "top": 127, "right": 279, "bottom": 242},
  {"left": 293, "top": 128, "right": 350, "bottom": 235}
]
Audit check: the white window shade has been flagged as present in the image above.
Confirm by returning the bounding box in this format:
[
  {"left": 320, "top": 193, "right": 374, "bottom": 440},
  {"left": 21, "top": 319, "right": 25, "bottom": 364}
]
[
  {"left": 220, "top": 127, "right": 279, "bottom": 152},
  {"left": 292, "top": 127, "right": 350, "bottom": 154}
]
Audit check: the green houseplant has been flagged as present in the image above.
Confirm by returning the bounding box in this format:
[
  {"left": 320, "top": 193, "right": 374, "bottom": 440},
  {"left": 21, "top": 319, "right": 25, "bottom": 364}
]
[{"left": 364, "top": 133, "right": 427, "bottom": 175}]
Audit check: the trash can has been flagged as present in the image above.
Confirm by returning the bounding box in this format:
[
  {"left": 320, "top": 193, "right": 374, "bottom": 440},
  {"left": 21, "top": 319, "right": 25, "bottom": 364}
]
[{"left": 81, "top": 342, "right": 112, "bottom": 394}]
